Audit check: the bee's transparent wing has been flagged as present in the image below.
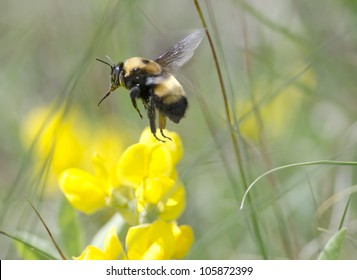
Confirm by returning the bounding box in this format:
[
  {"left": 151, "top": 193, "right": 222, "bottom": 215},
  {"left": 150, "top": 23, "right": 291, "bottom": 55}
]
[{"left": 154, "top": 29, "right": 205, "bottom": 73}]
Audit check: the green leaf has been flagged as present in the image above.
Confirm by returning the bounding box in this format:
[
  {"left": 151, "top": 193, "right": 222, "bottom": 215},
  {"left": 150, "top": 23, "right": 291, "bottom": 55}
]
[
  {"left": 319, "top": 228, "right": 347, "bottom": 260},
  {"left": 58, "top": 198, "right": 84, "bottom": 258},
  {"left": 15, "top": 240, "right": 52, "bottom": 260},
  {"left": 5, "top": 230, "right": 58, "bottom": 260}
]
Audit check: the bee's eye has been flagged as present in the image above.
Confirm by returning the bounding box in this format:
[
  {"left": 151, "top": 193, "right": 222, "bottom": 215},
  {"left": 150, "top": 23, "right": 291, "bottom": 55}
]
[{"left": 111, "top": 67, "right": 121, "bottom": 83}]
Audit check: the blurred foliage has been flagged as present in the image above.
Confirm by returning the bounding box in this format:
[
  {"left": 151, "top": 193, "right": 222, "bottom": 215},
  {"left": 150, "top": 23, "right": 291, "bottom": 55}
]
[
  {"left": 319, "top": 227, "right": 347, "bottom": 260},
  {"left": 1, "top": 0, "right": 357, "bottom": 259}
]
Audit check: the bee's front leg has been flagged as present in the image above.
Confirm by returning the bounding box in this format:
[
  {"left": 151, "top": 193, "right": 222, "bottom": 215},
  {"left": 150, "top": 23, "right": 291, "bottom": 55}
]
[{"left": 129, "top": 85, "right": 144, "bottom": 119}]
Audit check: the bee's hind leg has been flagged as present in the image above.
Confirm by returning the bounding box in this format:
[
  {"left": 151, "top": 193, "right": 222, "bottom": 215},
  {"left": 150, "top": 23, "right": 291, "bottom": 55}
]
[
  {"left": 129, "top": 86, "right": 144, "bottom": 119},
  {"left": 159, "top": 112, "right": 172, "bottom": 141},
  {"left": 148, "top": 97, "right": 165, "bottom": 142}
]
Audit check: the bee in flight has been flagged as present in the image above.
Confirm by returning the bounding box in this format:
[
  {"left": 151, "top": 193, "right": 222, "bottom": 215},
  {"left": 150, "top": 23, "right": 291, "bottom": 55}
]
[{"left": 96, "top": 29, "right": 205, "bottom": 142}]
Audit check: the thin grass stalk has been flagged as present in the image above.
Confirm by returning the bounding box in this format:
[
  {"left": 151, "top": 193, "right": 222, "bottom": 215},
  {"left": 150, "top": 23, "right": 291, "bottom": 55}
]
[
  {"left": 194, "top": 0, "right": 268, "bottom": 259},
  {"left": 241, "top": 160, "right": 357, "bottom": 209},
  {"left": 26, "top": 198, "right": 67, "bottom": 260},
  {"left": 203, "top": 0, "right": 249, "bottom": 186},
  {"left": 193, "top": 0, "right": 248, "bottom": 193},
  {"left": 339, "top": 196, "right": 351, "bottom": 230}
]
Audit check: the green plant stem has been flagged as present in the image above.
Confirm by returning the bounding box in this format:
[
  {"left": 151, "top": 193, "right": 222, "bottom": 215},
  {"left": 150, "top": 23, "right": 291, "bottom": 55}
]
[
  {"left": 339, "top": 196, "right": 351, "bottom": 230},
  {"left": 194, "top": 0, "right": 268, "bottom": 259},
  {"left": 194, "top": 0, "right": 247, "bottom": 193},
  {"left": 26, "top": 198, "right": 67, "bottom": 260}
]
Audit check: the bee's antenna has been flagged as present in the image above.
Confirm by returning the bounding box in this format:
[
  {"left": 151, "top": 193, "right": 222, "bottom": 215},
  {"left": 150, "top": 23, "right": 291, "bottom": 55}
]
[
  {"left": 105, "top": 54, "right": 115, "bottom": 65},
  {"left": 96, "top": 58, "right": 114, "bottom": 71},
  {"left": 98, "top": 90, "right": 111, "bottom": 107}
]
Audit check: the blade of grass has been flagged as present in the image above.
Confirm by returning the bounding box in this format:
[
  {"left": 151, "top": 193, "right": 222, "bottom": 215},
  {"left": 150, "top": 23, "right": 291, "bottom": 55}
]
[
  {"left": 339, "top": 195, "right": 351, "bottom": 230},
  {"left": 0, "top": 230, "right": 57, "bottom": 260},
  {"left": 194, "top": 0, "right": 248, "bottom": 192},
  {"left": 26, "top": 198, "right": 67, "bottom": 260},
  {"left": 241, "top": 160, "right": 357, "bottom": 209},
  {"left": 317, "top": 185, "right": 357, "bottom": 218},
  {"left": 194, "top": 0, "right": 268, "bottom": 259}
]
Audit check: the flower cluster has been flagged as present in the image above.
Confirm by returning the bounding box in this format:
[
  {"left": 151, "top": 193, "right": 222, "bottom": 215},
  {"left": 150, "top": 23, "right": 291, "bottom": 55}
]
[
  {"left": 58, "top": 127, "right": 193, "bottom": 260},
  {"left": 75, "top": 221, "right": 193, "bottom": 260},
  {"left": 21, "top": 105, "right": 193, "bottom": 260}
]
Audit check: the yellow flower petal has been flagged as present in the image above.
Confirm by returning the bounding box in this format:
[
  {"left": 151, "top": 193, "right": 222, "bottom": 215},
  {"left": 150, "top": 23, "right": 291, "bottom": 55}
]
[
  {"left": 139, "top": 127, "right": 183, "bottom": 164},
  {"left": 89, "top": 124, "right": 125, "bottom": 187},
  {"left": 91, "top": 153, "right": 111, "bottom": 192},
  {"left": 141, "top": 242, "right": 167, "bottom": 260},
  {"left": 158, "top": 183, "right": 185, "bottom": 221},
  {"left": 126, "top": 220, "right": 175, "bottom": 260},
  {"left": 58, "top": 168, "right": 108, "bottom": 214},
  {"left": 138, "top": 127, "right": 160, "bottom": 145},
  {"left": 103, "top": 228, "right": 126, "bottom": 260},
  {"left": 135, "top": 177, "right": 184, "bottom": 220},
  {"left": 134, "top": 185, "right": 146, "bottom": 213},
  {"left": 142, "top": 176, "right": 175, "bottom": 204},
  {"left": 75, "top": 228, "right": 126, "bottom": 260},
  {"left": 74, "top": 245, "right": 107, "bottom": 260},
  {"left": 126, "top": 224, "right": 151, "bottom": 260},
  {"left": 172, "top": 224, "right": 194, "bottom": 259},
  {"left": 163, "top": 132, "right": 183, "bottom": 165},
  {"left": 148, "top": 145, "right": 173, "bottom": 178},
  {"left": 118, "top": 143, "right": 149, "bottom": 188}
]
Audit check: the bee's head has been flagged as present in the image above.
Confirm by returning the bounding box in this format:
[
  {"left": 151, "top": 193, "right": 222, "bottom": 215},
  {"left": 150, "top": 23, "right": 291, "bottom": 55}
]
[
  {"left": 96, "top": 57, "right": 124, "bottom": 106},
  {"left": 110, "top": 62, "right": 125, "bottom": 91}
]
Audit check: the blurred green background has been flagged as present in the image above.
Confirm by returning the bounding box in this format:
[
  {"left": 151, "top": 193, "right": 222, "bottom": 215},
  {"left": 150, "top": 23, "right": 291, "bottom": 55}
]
[{"left": 1, "top": 0, "right": 357, "bottom": 259}]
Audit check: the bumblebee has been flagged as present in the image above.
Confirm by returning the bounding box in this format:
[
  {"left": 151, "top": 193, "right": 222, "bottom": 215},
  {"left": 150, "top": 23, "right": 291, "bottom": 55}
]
[{"left": 96, "top": 29, "right": 205, "bottom": 142}]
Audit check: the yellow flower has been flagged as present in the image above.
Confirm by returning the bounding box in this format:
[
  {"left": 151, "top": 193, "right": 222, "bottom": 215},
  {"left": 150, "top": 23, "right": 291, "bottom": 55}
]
[
  {"left": 126, "top": 220, "right": 194, "bottom": 260},
  {"left": 21, "top": 105, "right": 88, "bottom": 189},
  {"left": 59, "top": 127, "right": 185, "bottom": 221},
  {"left": 75, "top": 227, "right": 126, "bottom": 260},
  {"left": 172, "top": 224, "right": 195, "bottom": 259},
  {"left": 59, "top": 152, "right": 139, "bottom": 224},
  {"left": 118, "top": 143, "right": 173, "bottom": 188},
  {"left": 75, "top": 221, "right": 193, "bottom": 260},
  {"left": 117, "top": 128, "right": 186, "bottom": 221},
  {"left": 58, "top": 154, "right": 112, "bottom": 214},
  {"left": 118, "top": 127, "right": 183, "bottom": 188}
]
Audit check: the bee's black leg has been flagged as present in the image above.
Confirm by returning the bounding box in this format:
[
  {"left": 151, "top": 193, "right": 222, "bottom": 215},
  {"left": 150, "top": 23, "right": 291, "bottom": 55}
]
[
  {"left": 159, "top": 112, "right": 172, "bottom": 141},
  {"left": 129, "top": 86, "right": 144, "bottom": 119},
  {"left": 148, "top": 97, "right": 165, "bottom": 142}
]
